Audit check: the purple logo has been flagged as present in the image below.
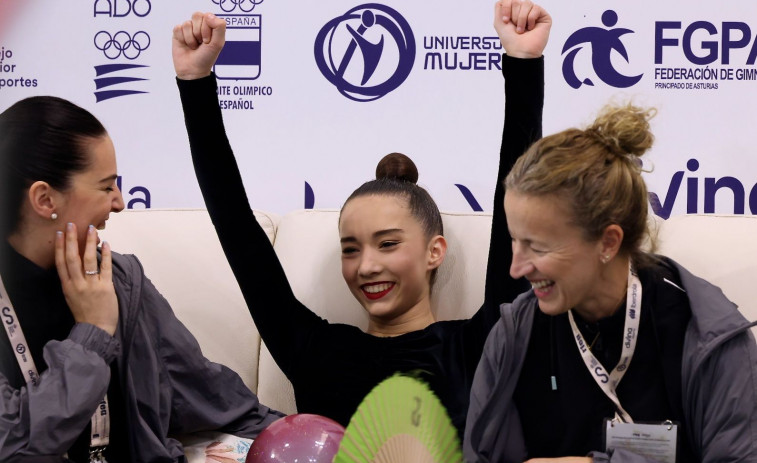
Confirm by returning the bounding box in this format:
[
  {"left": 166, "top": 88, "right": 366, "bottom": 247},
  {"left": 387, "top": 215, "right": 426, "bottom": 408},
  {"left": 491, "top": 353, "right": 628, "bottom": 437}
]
[
  {"left": 215, "top": 15, "right": 261, "bottom": 80},
  {"left": 92, "top": 31, "right": 150, "bottom": 102},
  {"left": 93, "top": 64, "right": 148, "bottom": 102},
  {"left": 94, "top": 31, "right": 150, "bottom": 60},
  {"left": 212, "top": 0, "right": 263, "bottom": 13},
  {"left": 648, "top": 158, "right": 757, "bottom": 219},
  {"left": 94, "top": 0, "right": 152, "bottom": 17},
  {"left": 561, "top": 10, "right": 643, "bottom": 89},
  {"left": 314, "top": 4, "right": 415, "bottom": 102}
]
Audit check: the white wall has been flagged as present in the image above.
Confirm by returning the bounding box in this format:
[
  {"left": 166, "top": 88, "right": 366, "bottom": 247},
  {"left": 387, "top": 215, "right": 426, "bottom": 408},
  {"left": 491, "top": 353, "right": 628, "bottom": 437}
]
[{"left": 2, "top": 0, "right": 755, "bottom": 218}]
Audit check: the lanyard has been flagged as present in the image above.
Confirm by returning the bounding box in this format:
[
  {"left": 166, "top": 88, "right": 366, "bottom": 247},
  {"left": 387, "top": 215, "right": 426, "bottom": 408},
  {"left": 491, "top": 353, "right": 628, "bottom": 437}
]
[
  {"left": 568, "top": 262, "right": 642, "bottom": 423},
  {"left": 0, "top": 274, "right": 110, "bottom": 462}
]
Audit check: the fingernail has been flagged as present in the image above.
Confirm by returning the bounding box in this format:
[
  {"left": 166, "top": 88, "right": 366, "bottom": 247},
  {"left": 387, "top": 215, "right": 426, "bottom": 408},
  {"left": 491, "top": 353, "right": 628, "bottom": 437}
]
[
  {"left": 209, "top": 13, "right": 216, "bottom": 19},
  {"left": 88, "top": 225, "right": 95, "bottom": 233},
  {"left": 56, "top": 231, "right": 63, "bottom": 237},
  {"left": 67, "top": 222, "right": 73, "bottom": 231}
]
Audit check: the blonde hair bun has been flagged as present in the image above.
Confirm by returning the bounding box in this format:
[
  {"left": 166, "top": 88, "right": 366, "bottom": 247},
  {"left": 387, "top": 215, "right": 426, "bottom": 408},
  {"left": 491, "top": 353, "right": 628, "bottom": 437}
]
[{"left": 587, "top": 104, "right": 656, "bottom": 160}]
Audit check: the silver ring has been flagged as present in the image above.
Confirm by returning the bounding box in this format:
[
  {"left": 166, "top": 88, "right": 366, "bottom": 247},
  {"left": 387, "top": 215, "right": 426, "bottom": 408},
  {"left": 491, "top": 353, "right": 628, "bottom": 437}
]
[{"left": 85, "top": 270, "right": 100, "bottom": 276}]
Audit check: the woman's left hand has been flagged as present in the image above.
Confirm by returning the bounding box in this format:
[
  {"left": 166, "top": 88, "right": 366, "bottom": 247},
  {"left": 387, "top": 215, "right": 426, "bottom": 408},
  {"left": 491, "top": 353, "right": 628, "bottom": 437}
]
[{"left": 55, "top": 223, "right": 119, "bottom": 336}]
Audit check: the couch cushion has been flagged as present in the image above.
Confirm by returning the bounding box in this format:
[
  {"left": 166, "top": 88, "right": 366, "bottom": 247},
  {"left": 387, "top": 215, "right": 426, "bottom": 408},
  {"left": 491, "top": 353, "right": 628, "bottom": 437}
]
[
  {"left": 101, "top": 208, "right": 279, "bottom": 393},
  {"left": 655, "top": 214, "right": 757, "bottom": 325},
  {"left": 100, "top": 208, "right": 757, "bottom": 419}
]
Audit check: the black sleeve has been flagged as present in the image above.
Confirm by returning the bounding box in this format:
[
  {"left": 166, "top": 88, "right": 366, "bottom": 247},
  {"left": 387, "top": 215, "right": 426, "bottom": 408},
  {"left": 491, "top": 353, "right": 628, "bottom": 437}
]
[
  {"left": 176, "top": 75, "right": 323, "bottom": 378},
  {"left": 471, "top": 54, "right": 544, "bottom": 330},
  {"left": 485, "top": 54, "right": 544, "bottom": 305}
]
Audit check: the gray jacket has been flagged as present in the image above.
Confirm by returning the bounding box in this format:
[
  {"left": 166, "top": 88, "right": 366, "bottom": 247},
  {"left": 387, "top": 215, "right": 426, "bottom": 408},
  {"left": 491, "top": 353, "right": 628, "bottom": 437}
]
[
  {"left": 0, "top": 252, "right": 282, "bottom": 462},
  {"left": 464, "top": 260, "right": 757, "bottom": 462}
]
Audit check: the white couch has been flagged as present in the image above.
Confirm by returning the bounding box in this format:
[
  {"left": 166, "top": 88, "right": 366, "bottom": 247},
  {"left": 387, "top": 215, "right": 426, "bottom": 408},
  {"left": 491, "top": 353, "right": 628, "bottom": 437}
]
[{"left": 101, "top": 209, "right": 757, "bottom": 416}]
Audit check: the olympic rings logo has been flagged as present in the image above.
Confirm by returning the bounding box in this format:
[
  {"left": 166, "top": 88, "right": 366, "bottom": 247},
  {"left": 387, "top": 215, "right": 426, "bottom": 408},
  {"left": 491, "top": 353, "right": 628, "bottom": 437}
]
[
  {"left": 211, "top": 0, "right": 263, "bottom": 13},
  {"left": 94, "top": 31, "right": 151, "bottom": 60}
]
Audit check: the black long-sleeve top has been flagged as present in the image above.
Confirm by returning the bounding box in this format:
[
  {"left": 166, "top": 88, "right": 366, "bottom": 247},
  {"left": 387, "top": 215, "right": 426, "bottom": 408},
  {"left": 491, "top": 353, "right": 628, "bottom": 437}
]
[{"left": 177, "top": 55, "right": 543, "bottom": 436}]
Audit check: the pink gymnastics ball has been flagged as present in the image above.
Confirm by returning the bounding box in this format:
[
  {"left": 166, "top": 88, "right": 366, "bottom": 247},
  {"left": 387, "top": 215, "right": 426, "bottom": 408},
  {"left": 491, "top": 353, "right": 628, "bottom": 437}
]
[{"left": 246, "top": 414, "right": 345, "bottom": 463}]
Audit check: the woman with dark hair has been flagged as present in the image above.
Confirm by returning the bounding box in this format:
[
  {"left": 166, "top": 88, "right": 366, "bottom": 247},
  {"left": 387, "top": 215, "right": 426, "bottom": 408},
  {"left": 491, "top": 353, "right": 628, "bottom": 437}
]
[
  {"left": 464, "top": 104, "right": 757, "bottom": 462},
  {"left": 172, "top": 0, "right": 550, "bottom": 436},
  {"left": 0, "top": 96, "right": 281, "bottom": 462}
]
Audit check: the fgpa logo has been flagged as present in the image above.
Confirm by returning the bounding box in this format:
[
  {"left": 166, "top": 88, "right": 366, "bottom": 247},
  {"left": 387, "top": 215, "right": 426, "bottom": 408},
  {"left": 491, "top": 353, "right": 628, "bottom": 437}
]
[
  {"left": 562, "top": 10, "right": 643, "bottom": 89},
  {"left": 314, "top": 4, "right": 415, "bottom": 102}
]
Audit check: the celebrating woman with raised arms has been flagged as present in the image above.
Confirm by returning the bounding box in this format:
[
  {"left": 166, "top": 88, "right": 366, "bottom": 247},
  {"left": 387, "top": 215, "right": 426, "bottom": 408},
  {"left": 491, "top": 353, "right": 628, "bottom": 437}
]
[{"left": 172, "top": 0, "right": 550, "bottom": 436}]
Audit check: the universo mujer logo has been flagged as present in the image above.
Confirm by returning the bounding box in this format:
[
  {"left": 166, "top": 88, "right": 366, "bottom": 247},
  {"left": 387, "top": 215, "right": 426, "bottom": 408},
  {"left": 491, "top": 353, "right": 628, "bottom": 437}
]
[{"left": 314, "top": 4, "right": 415, "bottom": 102}]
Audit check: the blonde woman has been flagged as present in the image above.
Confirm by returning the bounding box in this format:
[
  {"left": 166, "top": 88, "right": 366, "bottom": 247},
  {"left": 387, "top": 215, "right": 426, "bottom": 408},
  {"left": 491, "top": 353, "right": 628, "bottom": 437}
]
[{"left": 464, "top": 105, "right": 757, "bottom": 462}]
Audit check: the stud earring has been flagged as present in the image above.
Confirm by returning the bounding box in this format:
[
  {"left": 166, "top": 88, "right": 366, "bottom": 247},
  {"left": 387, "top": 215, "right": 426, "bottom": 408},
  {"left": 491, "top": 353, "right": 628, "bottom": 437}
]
[
  {"left": 51, "top": 213, "right": 58, "bottom": 220},
  {"left": 601, "top": 254, "right": 610, "bottom": 264}
]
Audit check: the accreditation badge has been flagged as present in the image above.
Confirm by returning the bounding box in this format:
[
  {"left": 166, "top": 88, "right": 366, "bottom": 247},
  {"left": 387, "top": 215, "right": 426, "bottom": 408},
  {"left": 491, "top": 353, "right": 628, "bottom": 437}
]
[{"left": 604, "top": 419, "right": 677, "bottom": 463}]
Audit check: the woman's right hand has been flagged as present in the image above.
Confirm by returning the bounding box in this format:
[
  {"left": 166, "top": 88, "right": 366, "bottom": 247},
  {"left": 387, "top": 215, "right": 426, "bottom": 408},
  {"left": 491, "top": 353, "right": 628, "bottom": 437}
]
[
  {"left": 55, "top": 223, "right": 119, "bottom": 336},
  {"left": 172, "top": 12, "right": 226, "bottom": 80}
]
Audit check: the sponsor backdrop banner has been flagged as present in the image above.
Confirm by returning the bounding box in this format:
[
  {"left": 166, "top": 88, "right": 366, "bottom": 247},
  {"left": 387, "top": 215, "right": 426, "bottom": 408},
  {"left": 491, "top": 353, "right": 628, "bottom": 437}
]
[{"left": 1, "top": 0, "right": 756, "bottom": 218}]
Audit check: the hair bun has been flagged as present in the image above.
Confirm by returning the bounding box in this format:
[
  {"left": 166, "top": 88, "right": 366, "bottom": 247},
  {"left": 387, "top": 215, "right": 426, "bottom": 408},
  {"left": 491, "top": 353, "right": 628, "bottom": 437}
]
[
  {"left": 375, "top": 152, "right": 419, "bottom": 184},
  {"left": 587, "top": 104, "right": 655, "bottom": 159}
]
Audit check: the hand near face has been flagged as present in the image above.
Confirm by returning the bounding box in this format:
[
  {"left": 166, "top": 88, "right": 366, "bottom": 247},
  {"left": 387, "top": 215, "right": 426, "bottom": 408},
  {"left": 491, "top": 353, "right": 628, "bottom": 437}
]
[
  {"left": 494, "top": 0, "right": 552, "bottom": 59},
  {"left": 55, "top": 223, "right": 119, "bottom": 336},
  {"left": 172, "top": 12, "right": 226, "bottom": 80}
]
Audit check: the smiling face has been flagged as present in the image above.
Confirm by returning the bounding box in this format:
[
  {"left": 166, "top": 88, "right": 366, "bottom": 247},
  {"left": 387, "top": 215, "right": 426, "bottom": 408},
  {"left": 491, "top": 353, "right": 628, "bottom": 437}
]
[
  {"left": 338, "top": 194, "right": 444, "bottom": 329},
  {"left": 505, "top": 190, "right": 611, "bottom": 318},
  {"left": 56, "top": 135, "right": 125, "bottom": 251}
]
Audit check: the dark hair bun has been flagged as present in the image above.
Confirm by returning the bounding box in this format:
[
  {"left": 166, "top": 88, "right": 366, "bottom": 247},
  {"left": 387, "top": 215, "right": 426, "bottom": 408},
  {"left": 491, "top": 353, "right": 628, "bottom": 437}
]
[{"left": 375, "top": 152, "right": 418, "bottom": 184}]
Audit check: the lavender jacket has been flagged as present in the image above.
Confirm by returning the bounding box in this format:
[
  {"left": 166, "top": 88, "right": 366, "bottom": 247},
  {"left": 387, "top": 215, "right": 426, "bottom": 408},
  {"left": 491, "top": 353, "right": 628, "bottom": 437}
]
[{"left": 0, "top": 252, "right": 282, "bottom": 462}]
